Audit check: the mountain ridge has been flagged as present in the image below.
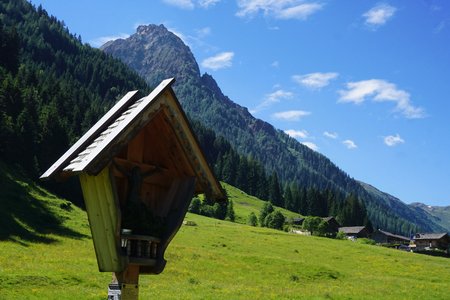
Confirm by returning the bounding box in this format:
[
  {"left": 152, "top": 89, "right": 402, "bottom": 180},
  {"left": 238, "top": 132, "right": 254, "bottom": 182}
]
[{"left": 101, "top": 24, "right": 446, "bottom": 235}]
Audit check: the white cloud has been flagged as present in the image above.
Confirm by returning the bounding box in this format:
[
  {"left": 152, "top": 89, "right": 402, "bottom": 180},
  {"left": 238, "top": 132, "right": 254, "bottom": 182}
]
[
  {"left": 384, "top": 134, "right": 405, "bottom": 147},
  {"left": 363, "top": 3, "right": 396, "bottom": 27},
  {"left": 163, "top": 0, "right": 220, "bottom": 9},
  {"left": 323, "top": 131, "right": 338, "bottom": 139},
  {"left": 201, "top": 52, "right": 234, "bottom": 70},
  {"left": 338, "top": 79, "right": 426, "bottom": 119},
  {"left": 90, "top": 33, "right": 130, "bottom": 47},
  {"left": 292, "top": 72, "right": 338, "bottom": 89},
  {"left": 198, "top": 0, "right": 221, "bottom": 8},
  {"left": 285, "top": 129, "right": 309, "bottom": 139},
  {"left": 163, "top": 0, "right": 195, "bottom": 9},
  {"left": 302, "top": 141, "right": 319, "bottom": 151},
  {"left": 271, "top": 61, "right": 280, "bottom": 68},
  {"left": 342, "top": 139, "right": 357, "bottom": 149},
  {"left": 250, "top": 89, "right": 294, "bottom": 114},
  {"left": 236, "top": 0, "right": 323, "bottom": 20},
  {"left": 273, "top": 110, "right": 311, "bottom": 121}
]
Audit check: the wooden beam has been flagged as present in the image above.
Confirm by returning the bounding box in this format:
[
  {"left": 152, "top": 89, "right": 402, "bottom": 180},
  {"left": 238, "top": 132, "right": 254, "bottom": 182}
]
[{"left": 112, "top": 264, "right": 140, "bottom": 300}]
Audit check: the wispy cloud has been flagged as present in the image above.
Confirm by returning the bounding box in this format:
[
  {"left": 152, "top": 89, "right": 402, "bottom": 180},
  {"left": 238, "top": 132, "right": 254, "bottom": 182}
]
[
  {"left": 162, "top": 0, "right": 220, "bottom": 9},
  {"left": 198, "top": 0, "right": 221, "bottom": 8},
  {"left": 196, "top": 27, "right": 212, "bottom": 38},
  {"left": 338, "top": 79, "right": 426, "bottom": 119},
  {"left": 273, "top": 110, "right": 311, "bottom": 121},
  {"left": 302, "top": 141, "right": 319, "bottom": 151},
  {"left": 285, "top": 129, "right": 309, "bottom": 139},
  {"left": 342, "top": 139, "right": 357, "bottom": 149},
  {"left": 271, "top": 61, "right": 280, "bottom": 68},
  {"left": 292, "top": 72, "right": 338, "bottom": 89},
  {"left": 251, "top": 89, "right": 294, "bottom": 113},
  {"left": 163, "top": 0, "right": 195, "bottom": 10},
  {"left": 236, "top": 0, "right": 323, "bottom": 20},
  {"left": 323, "top": 131, "right": 338, "bottom": 139},
  {"left": 201, "top": 52, "right": 234, "bottom": 70},
  {"left": 90, "top": 33, "right": 130, "bottom": 47},
  {"left": 384, "top": 134, "right": 405, "bottom": 147},
  {"left": 363, "top": 3, "right": 397, "bottom": 28}
]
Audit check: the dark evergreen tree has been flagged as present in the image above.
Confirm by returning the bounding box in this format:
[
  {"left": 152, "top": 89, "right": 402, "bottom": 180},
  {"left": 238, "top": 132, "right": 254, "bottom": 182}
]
[
  {"left": 269, "top": 172, "right": 283, "bottom": 206},
  {"left": 259, "top": 201, "right": 274, "bottom": 227}
]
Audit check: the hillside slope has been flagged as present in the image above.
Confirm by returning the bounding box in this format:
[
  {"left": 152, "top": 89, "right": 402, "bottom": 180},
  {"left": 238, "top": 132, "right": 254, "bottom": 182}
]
[
  {"left": 101, "top": 24, "right": 443, "bottom": 235},
  {"left": 410, "top": 202, "right": 450, "bottom": 233},
  {"left": 1, "top": 171, "right": 449, "bottom": 299},
  {"left": 359, "top": 182, "right": 446, "bottom": 233}
]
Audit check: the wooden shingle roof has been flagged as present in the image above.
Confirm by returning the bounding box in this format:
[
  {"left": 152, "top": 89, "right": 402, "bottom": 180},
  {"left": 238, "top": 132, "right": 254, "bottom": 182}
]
[
  {"left": 414, "top": 233, "right": 449, "bottom": 240},
  {"left": 377, "top": 229, "right": 410, "bottom": 242},
  {"left": 338, "top": 226, "right": 366, "bottom": 234}
]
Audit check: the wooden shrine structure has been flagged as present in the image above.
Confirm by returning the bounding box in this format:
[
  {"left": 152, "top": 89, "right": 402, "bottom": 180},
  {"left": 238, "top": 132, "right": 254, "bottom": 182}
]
[{"left": 41, "top": 78, "right": 225, "bottom": 299}]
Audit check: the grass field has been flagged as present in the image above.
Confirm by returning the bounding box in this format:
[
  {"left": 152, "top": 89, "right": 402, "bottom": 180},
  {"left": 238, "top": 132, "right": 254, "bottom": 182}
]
[
  {"left": 1, "top": 168, "right": 449, "bottom": 299},
  {"left": 222, "top": 182, "right": 301, "bottom": 224}
]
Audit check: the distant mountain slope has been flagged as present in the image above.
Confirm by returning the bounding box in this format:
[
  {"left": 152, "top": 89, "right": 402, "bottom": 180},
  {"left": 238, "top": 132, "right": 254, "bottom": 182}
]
[
  {"left": 359, "top": 182, "right": 446, "bottom": 233},
  {"left": 101, "top": 24, "right": 444, "bottom": 235},
  {"left": 409, "top": 203, "right": 450, "bottom": 233}
]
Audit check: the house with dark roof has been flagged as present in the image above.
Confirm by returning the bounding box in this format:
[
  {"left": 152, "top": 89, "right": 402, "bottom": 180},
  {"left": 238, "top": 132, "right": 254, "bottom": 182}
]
[
  {"left": 338, "top": 226, "right": 369, "bottom": 239},
  {"left": 372, "top": 229, "right": 410, "bottom": 245},
  {"left": 412, "top": 233, "right": 450, "bottom": 252},
  {"left": 322, "top": 217, "right": 341, "bottom": 235}
]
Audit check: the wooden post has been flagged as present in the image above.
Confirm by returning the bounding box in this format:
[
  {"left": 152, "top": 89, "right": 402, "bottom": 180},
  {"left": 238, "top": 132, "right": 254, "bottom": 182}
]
[{"left": 111, "top": 265, "right": 140, "bottom": 300}]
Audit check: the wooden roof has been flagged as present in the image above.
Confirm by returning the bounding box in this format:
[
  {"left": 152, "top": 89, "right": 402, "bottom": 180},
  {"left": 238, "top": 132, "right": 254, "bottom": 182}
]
[
  {"left": 414, "top": 233, "right": 449, "bottom": 240},
  {"left": 375, "top": 229, "right": 410, "bottom": 241},
  {"left": 338, "top": 226, "right": 367, "bottom": 234},
  {"left": 41, "top": 78, "right": 225, "bottom": 200}
]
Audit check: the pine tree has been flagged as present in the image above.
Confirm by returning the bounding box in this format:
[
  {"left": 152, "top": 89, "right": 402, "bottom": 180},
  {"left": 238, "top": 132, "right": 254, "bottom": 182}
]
[{"left": 269, "top": 172, "right": 283, "bottom": 207}]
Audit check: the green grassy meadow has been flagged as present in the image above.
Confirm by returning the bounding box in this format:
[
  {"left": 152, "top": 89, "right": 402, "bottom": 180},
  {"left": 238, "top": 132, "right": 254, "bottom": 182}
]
[
  {"left": 1, "top": 169, "right": 449, "bottom": 299},
  {"left": 222, "top": 182, "right": 301, "bottom": 224}
]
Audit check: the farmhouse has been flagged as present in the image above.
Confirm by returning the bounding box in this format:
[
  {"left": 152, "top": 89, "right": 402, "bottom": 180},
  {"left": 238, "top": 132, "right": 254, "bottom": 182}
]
[
  {"left": 338, "top": 226, "right": 369, "bottom": 239},
  {"left": 322, "top": 217, "right": 340, "bottom": 234},
  {"left": 412, "top": 233, "right": 450, "bottom": 252},
  {"left": 372, "top": 229, "right": 410, "bottom": 245}
]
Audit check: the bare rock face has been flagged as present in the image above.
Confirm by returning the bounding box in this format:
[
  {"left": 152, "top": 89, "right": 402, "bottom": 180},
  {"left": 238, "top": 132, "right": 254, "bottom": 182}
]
[{"left": 102, "top": 24, "right": 201, "bottom": 88}]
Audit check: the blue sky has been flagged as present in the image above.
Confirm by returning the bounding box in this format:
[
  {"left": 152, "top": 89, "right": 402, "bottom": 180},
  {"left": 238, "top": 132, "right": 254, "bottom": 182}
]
[{"left": 31, "top": 0, "right": 450, "bottom": 206}]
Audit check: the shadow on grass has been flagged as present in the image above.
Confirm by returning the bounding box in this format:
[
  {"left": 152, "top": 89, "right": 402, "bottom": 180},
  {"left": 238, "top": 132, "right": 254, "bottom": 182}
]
[{"left": 0, "top": 170, "right": 87, "bottom": 245}]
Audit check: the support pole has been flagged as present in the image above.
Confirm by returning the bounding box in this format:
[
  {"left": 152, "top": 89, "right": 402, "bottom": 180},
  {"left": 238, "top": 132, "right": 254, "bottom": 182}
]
[{"left": 109, "top": 265, "right": 140, "bottom": 300}]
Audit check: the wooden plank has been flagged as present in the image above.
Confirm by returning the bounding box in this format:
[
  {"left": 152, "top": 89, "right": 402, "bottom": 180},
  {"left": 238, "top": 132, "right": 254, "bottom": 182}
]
[
  {"left": 127, "top": 129, "right": 145, "bottom": 163},
  {"left": 40, "top": 90, "right": 140, "bottom": 180},
  {"left": 79, "top": 167, "right": 125, "bottom": 272}
]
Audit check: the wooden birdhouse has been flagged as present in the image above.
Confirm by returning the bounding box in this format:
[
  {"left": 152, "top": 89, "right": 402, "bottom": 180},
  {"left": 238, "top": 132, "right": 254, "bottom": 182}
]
[{"left": 40, "top": 78, "right": 225, "bottom": 298}]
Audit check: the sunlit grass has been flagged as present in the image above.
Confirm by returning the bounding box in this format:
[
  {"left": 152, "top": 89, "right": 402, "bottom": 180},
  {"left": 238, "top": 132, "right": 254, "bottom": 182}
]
[{"left": 0, "top": 171, "right": 449, "bottom": 299}]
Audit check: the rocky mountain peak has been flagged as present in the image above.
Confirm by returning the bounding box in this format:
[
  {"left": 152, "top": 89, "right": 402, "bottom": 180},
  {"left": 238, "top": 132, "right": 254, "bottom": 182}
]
[{"left": 102, "top": 24, "right": 201, "bottom": 87}]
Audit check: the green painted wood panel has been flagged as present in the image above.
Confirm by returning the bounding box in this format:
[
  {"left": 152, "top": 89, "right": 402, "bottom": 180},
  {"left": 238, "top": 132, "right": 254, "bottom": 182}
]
[{"left": 79, "top": 167, "right": 125, "bottom": 272}]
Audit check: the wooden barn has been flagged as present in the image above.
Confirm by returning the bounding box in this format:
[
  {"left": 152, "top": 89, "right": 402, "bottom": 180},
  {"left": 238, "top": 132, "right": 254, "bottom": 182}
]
[
  {"left": 372, "top": 229, "right": 410, "bottom": 245},
  {"left": 412, "top": 233, "right": 450, "bottom": 252},
  {"left": 338, "top": 226, "right": 369, "bottom": 239},
  {"left": 41, "top": 78, "right": 225, "bottom": 298},
  {"left": 321, "top": 217, "right": 341, "bottom": 235}
]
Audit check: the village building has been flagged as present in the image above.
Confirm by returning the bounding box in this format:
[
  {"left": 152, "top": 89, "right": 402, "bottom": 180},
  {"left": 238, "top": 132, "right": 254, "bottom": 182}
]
[
  {"left": 322, "top": 217, "right": 341, "bottom": 235},
  {"left": 338, "top": 226, "right": 369, "bottom": 239},
  {"left": 372, "top": 229, "right": 410, "bottom": 247},
  {"left": 412, "top": 233, "right": 450, "bottom": 252}
]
